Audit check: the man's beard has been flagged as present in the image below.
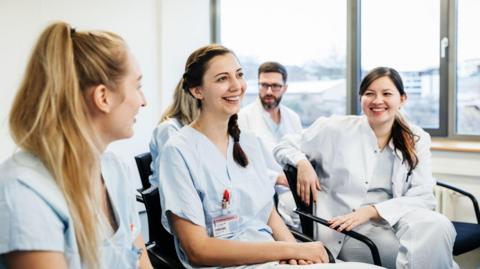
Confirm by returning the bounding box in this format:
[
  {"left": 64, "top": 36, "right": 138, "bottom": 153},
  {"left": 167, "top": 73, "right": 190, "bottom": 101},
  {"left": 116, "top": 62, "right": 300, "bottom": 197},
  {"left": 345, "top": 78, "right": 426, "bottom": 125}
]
[{"left": 260, "top": 93, "right": 282, "bottom": 110}]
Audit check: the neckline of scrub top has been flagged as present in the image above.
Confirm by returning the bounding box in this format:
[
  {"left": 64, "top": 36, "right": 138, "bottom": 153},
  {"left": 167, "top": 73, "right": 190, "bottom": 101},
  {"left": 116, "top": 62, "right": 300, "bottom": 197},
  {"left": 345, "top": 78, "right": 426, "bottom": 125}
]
[
  {"left": 185, "top": 125, "right": 233, "bottom": 162},
  {"left": 100, "top": 158, "right": 123, "bottom": 242}
]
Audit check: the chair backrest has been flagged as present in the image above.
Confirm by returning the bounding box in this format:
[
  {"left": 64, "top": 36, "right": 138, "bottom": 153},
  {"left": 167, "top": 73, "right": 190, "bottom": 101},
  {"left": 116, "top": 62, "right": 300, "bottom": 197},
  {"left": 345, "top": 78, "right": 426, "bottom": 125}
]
[
  {"left": 435, "top": 180, "right": 480, "bottom": 256},
  {"left": 283, "top": 163, "right": 314, "bottom": 237},
  {"left": 141, "top": 187, "right": 178, "bottom": 259},
  {"left": 134, "top": 152, "right": 183, "bottom": 267},
  {"left": 135, "top": 152, "right": 153, "bottom": 190}
]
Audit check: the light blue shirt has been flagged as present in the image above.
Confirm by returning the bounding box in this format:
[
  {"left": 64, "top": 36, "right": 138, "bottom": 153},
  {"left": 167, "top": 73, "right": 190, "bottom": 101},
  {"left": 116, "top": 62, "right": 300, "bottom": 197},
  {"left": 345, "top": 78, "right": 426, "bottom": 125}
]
[
  {"left": 0, "top": 151, "right": 141, "bottom": 269},
  {"left": 159, "top": 126, "right": 275, "bottom": 269},
  {"left": 149, "top": 118, "right": 183, "bottom": 187}
]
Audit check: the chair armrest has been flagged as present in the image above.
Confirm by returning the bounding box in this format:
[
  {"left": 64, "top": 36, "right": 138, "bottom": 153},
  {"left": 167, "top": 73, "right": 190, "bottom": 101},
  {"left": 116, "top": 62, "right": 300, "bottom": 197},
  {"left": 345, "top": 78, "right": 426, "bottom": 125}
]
[
  {"left": 437, "top": 181, "right": 480, "bottom": 224},
  {"left": 136, "top": 194, "right": 144, "bottom": 203},
  {"left": 146, "top": 243, "right": 184, "bottom": 269},
  {"left": 294, "top": 209, "right": 382, "bottom": 266},
  {"left": 290, "top": 229, "right": 314, "bottom": 242},
  {"left": 289, "top": 229, "right": 335, "bottom": 263}
]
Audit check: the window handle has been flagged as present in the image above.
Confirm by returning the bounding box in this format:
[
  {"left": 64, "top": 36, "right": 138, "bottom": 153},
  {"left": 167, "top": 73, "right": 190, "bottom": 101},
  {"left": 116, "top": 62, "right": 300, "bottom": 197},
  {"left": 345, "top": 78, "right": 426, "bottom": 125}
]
[{"left": 441, "top": 37, "right": 449, "bottom": 58}]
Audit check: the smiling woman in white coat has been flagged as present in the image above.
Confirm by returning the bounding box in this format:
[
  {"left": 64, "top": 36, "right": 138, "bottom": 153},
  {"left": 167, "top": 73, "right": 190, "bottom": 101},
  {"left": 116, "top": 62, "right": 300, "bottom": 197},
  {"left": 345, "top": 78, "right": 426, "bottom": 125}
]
[{"left": 274, "top": 67, "right": 458, "bottom": 269}]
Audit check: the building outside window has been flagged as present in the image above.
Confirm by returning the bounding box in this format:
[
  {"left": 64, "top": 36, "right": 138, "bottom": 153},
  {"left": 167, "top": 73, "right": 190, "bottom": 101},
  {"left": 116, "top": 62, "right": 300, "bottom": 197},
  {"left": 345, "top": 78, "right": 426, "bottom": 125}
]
[
  {"left": 216, "top": 0, "right": 479, "bottom": 138},
  {"left": 219, "top": 0, "right": 347, "bottom": 127},
  {"left": 456, "top": 0, "right": 480, "bottom": 135}
]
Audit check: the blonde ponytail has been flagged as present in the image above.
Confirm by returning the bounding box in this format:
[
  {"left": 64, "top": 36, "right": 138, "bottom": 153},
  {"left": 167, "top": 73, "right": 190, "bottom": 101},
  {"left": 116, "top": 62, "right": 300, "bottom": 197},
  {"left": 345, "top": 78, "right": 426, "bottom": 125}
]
[{"left": 9, "top": 21, "right": 128, "bottom": 268}]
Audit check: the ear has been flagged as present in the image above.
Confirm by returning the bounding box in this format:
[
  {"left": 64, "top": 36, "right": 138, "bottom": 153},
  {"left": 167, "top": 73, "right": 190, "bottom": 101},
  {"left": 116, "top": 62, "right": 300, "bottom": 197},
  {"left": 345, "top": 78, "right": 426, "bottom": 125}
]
[
  {"left": 189, "top": 87, "right": 204, "bottom": 101},
  {"left": 283, "top": 84, "right": 288, "bottom": 94},
  {"left": 90, "top": 84, "right": 113, "bottom": 113},
  {"left": 400, "top": 94, "right": 407, "bottom": 106}
]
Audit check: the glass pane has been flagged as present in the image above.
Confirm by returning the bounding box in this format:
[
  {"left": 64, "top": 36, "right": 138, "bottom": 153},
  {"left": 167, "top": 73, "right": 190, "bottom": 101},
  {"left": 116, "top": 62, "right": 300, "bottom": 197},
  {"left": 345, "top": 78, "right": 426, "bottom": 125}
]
[
  {"left": 457, "top": 0, "right": 480, "bottom": 135},
  {"left": 220, "top": 0, "right": 347, "bottom": 127},
  {"left": 361, "top": 0, "right": 440, "bottom": 129}
]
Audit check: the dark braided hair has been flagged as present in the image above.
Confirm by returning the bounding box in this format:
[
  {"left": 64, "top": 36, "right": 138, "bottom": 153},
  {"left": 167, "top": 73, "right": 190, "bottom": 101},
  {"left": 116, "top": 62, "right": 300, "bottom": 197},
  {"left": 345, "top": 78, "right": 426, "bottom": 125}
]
[
  {"left": 181, "top": 44, "right": 249, "bottom": 167},
  {"left": 228, "top": 114, "right": 249, "bottom": 167},
  {"left": 359, "top": 67, "right": 419, "bottom": 173}
]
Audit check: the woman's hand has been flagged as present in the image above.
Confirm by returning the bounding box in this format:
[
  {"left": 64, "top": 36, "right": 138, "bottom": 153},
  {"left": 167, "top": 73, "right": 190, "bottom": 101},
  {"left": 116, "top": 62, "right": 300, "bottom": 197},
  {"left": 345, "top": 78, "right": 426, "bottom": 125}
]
[
  {"left": 295, "top": 241, "right": 329, "bottom": 264},
  {"left": 328, "top": 205, "right": 380, "bottom": 232},
  {"left": 280, "top": 259, "right": 315, "bottom": 265},
  {"left": 296, "top": 160, "right": 321, "bottom": 206},
  {"left": 275, "top": 173, "right": 289, "bottom": 188}
]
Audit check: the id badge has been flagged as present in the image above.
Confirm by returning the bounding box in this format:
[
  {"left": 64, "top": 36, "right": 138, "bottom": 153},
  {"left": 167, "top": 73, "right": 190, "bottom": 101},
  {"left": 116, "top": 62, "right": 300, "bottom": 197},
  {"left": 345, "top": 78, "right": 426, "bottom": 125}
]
[{"left": 212, "top": 213, "right": 239, "bottom": 238}]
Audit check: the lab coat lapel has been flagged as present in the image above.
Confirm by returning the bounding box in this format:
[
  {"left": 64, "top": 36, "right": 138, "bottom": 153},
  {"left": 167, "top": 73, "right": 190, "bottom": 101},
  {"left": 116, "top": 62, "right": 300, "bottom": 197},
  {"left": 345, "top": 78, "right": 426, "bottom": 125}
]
[{"left": 389, "top": 139, "right": 407, "bottom": 197}]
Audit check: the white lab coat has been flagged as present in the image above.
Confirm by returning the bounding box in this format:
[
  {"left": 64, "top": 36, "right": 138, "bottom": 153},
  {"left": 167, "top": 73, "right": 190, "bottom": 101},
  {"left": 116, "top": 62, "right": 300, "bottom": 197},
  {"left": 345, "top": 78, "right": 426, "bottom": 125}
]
[
  {"left": 274, "top": 115, "right": 457, "bottom": 269},
  {"left": 238, "top": 98, "right": 302, "bottom": 229},
  {"left": 238, "top": 98, "right": 303, "bottom": 153}
]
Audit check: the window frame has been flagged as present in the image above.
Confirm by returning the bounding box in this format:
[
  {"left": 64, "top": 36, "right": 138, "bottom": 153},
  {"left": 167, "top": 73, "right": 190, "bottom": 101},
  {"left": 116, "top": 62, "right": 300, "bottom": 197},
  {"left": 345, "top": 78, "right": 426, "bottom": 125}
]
[{"left": 213, "top": 0, "right": 480, "bottom": 140}]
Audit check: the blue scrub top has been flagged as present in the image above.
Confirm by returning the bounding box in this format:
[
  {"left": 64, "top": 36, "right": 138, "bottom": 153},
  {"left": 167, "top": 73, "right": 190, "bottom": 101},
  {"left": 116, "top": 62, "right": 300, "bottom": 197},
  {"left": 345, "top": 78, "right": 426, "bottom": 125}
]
[
  {"left": 149, "top": 117, "right": 183, "bottom": 187},
  {"left": 0, "top": 151, "right": 141, "bottom": 269},
  {"left": 159, "top": 126, "right": 276, "bottom": 269}
]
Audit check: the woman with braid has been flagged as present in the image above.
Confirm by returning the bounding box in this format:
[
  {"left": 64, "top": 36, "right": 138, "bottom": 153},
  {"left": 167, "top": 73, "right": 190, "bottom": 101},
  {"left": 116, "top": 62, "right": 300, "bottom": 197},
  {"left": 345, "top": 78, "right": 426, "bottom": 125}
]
[
  {"left": 274, "top": 67, "right": 457, "bottom": 269},
  {"left": 158, "top": 44, "right": 380, "bottom": 269},
  {"left": 0, "top": 22, "right": 152, "bottom": 269}
]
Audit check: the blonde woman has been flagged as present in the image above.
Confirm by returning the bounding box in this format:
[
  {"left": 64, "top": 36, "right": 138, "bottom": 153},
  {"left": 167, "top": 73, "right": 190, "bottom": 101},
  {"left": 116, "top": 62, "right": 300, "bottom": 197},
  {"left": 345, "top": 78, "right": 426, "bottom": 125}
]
[
  {"left": 149, "top": 81, "right": 199, "bottom": 187},
  {"left": 0, "top": 22, "right": 152, "bottom": 269}
]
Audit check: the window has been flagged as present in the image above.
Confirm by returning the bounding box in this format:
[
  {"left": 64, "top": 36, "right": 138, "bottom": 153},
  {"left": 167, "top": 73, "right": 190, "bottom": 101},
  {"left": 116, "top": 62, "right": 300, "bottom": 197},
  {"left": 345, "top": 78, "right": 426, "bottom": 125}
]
[
  {"left": 218, "top": 0, "right": 347, "bottom": 127},
  {"left": 215, "top": 0, "right": 480, "bottom": 138},
  {"left": 361, "top": 0, "right": 442, "bottom": 131},
  {"left": 456, "top": 0, "right": 480, "bottom": 135}
]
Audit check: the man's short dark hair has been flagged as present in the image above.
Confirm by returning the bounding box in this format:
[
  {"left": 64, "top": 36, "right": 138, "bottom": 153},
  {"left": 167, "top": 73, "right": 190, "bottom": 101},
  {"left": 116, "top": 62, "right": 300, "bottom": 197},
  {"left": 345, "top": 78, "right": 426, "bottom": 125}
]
[{"left": 258, "top": 61, "right": 287, "bottom": 83}]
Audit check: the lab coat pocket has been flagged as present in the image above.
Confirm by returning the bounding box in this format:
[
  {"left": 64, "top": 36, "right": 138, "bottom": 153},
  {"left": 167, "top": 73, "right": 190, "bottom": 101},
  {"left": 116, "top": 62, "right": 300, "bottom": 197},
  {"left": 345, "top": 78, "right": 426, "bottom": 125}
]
[
  {"left": 402, "top": 171, "right": 413, "bottom": 195},
  {"left": 394, "top": 170, "right": 412, "bottom": 196}
]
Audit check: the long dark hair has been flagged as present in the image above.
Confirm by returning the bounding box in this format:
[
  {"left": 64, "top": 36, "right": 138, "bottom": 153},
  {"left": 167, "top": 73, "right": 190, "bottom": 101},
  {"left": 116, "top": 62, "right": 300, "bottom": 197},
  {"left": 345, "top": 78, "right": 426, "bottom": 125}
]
[
  {"left": 181, "top": 44, "right": 248, "bottom": 167},
  {"left": 359, "top": 67, "right": 419, "bottom": 172}
]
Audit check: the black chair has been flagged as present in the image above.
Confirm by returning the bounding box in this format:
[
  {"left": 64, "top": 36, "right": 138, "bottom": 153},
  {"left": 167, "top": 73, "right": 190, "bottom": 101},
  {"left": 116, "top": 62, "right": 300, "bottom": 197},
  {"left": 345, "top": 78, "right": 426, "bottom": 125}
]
[
  {"left": 436, "top": 180, "right": 480, "bottom": 256},
  {"left": 284, "top": 163, "right": 382, "bottom": 266},
  {"left": 135, "top": 152, "right": 153, "bottom": 190},
  {"left": 134, "top": 152, "right": 183, "bottom": 269},
  {"left": 135, "top": 152, "right": 335, "bottom": 265},
  {"left": 140, "top": 187, "right": 184, "bottom": 269}
]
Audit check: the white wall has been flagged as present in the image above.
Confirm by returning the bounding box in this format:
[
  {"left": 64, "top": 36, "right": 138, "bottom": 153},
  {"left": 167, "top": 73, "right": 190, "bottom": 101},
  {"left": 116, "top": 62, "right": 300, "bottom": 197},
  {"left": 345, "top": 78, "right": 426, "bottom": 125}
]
[
  {"left": 0, "top": 0, "right": 211, "bottom": 185},
  {"left": 431, "top": 150, "right": 480, "bottom": 268},
  {"left": 158, "top": 0, "right": 211, "bottom": 110},
  {"left": 432, "top": 150, "right": 480, "bottom": 222}
]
